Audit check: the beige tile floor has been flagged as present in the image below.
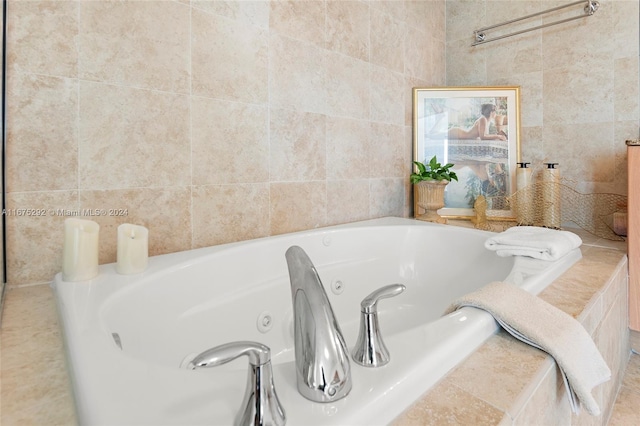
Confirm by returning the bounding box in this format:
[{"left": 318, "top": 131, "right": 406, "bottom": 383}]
[{"left": 608, "top": 352, "right": 640, "bottom": 425}]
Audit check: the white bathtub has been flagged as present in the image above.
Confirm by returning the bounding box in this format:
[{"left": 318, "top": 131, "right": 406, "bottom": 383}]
[{"left": 53, "top": 217, "right": 581, "bottom": 426}]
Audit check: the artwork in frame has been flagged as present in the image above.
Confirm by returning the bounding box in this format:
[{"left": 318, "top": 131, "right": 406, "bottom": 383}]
[{"left": 413, "top": 86, "right": 521, "bottom": 219}]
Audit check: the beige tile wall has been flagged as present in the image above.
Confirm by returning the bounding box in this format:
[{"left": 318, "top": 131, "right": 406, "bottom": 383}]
[
  {"left": 5, "top": 0, "right": 446, "bottom": 286},
  {"left": 446, "top": 0, "right": 639, "bottom": 196}
]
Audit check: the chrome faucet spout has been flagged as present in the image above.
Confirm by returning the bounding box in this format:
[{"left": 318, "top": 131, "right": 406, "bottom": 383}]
[{"left": 285, "top": 245, "right": 352, "bottom": 403}]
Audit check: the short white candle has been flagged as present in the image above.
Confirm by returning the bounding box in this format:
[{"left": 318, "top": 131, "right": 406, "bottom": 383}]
[
  {"left": 62, "top": 218, "right": 100, "bottom": 282},
  {"left": 116, "top": 224, "right": 148, "bottom": 275}
]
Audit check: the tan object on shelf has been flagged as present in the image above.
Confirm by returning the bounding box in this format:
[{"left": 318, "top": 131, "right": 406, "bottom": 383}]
[
  {"left": 540, "top": 164, "right": 561, "bottom": 229},
  {"left": 612, "top": 201, "right": 627, "bottom": 237},
  {"left": 414, "top": 180, "right": 448, "bottom": 224},
  {"left": 471, "top": 195, "right": 491, "bottom": 230}
]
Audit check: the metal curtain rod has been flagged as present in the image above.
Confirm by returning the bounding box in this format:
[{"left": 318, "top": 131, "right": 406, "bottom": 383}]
[{"left": 472, "top": 0, "right": 599, "bottom": 46}]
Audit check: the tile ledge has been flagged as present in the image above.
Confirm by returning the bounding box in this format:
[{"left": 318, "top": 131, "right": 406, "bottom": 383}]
[
  {"left": 394, "top": 246, "right": 627, "bottom": 425},
  {"left": 503, "top": 355, "right": 557, "bottom": 420}
]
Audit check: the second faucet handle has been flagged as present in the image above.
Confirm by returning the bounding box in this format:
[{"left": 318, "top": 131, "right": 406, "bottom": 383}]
[
  {"left": 360, "top": 283, "right": 406, "bottom": 314},
  {"left": 352, "top": 284, "right": 406, "bottom": 367},
  {"left": 189, "top": 341, "right": 286, "bottom": 426}
]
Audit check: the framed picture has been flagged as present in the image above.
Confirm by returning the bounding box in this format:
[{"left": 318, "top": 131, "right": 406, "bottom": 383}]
[{"left": 413, "top": 86, "right": 521, "bottom": 219}]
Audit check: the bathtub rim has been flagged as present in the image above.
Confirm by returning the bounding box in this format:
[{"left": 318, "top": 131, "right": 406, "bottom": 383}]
[{"left": 51, "top": 217, "right": 582, "bottom": 425}]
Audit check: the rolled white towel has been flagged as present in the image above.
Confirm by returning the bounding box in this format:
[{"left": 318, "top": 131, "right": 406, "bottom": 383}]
[{"left": 485, "top": 226, "right": 582, "bottom": 261}]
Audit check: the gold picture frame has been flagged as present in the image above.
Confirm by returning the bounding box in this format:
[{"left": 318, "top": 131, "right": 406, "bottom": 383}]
[{"left": 413, "top": 86, "right": 521, "bottom": 220}]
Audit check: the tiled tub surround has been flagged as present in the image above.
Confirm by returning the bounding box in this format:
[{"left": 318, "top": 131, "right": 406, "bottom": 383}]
[
  {"left": 0, "top": 229, "right": 630, "bottom": 425},
  {"left": 394, "top": 240, "right": 630, "bottom": 425},
  {"left": 6, "top": 0, "right": 638, "bottom": 290},
  {"left": 5, "top": 0, "right": 446, "bottom": 287}
]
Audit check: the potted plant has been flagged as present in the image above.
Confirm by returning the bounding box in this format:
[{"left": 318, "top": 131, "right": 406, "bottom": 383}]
[{"left": 411, "top": 156, "right": 458, "bottom": 223}]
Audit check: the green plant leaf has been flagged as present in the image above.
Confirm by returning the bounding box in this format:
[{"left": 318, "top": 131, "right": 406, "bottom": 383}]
[
  {"left": 410, "top": 156, "right": 457, "bottom": 184},
  {"left": 428, "top": 156, "right": 438, "bottom": 170}
]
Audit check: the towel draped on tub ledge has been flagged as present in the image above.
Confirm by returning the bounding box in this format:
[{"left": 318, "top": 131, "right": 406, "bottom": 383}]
[
  {"left": 484, "top": 226, "right": 583, "bottom": 261},
  {"left": 445, "top": 281, "right": 610, "bottom": 416}
]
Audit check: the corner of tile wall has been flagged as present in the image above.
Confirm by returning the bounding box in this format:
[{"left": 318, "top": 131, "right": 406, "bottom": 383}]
[{"left": 5, "top": 1, "right": 447, "bottom": 286}]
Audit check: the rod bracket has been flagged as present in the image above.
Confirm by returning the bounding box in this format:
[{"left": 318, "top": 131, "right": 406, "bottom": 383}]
[{"left": 585, "top": 0, "right": 599, "bottom": 15}]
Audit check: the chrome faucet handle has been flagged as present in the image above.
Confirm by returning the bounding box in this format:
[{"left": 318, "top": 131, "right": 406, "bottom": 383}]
[
  {"left": 189, "top": 341, "right": 286, "bottom": 426},
  {"left": 352, "top": 284, "right": 406, "bottom": 367},
  {"left": 360, "top": 283, "right": 406, "bottom": 314}
]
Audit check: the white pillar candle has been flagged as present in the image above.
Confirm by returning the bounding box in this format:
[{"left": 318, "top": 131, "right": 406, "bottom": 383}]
[
  {"left": 116, "top": 224, "right": 148, "bottom": 275},
  {"left": 62, "top": 218, "right": 100, "bottom": 282}
]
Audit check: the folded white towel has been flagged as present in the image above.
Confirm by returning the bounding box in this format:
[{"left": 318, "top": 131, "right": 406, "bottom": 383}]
[
  {"left": 485, "top": 226, "right": 582, "bottom": 261},
  {"left": 445, "top": 281, "right": 610, "bottom": 416}
]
